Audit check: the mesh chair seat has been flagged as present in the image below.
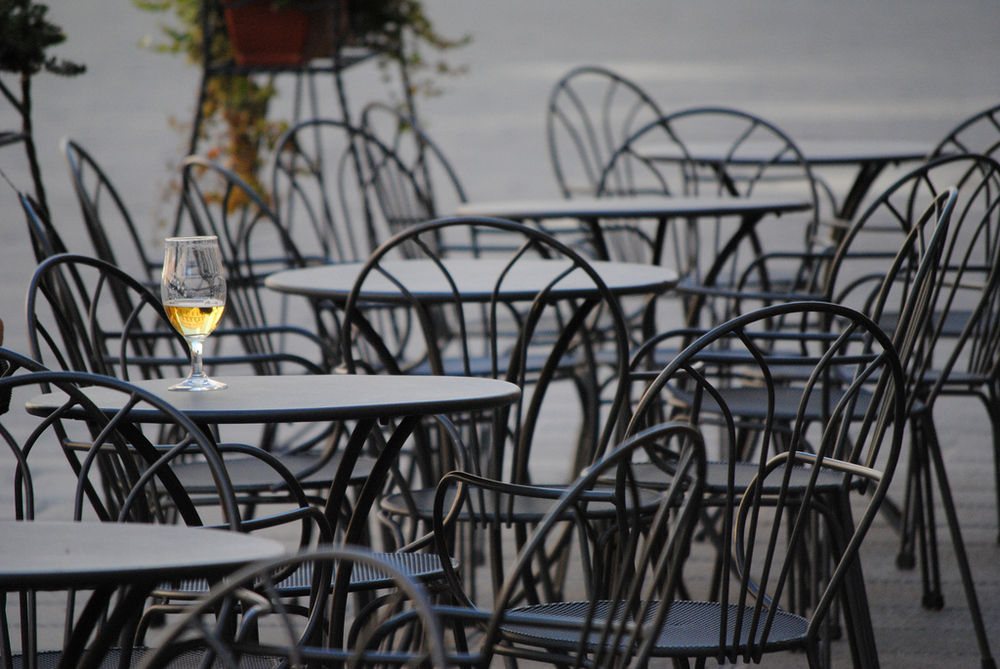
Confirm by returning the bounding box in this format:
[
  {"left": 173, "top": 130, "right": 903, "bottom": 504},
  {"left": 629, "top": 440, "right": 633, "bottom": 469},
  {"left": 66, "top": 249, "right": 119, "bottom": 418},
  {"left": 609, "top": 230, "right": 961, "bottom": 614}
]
[
  {"left": 156, "top": 551, "right": 453, "bottom": 599},
  {"left": 501, "top": 600, "right": 809, "bottom": 658},
  {"left": 171, "top": 451, "right": 377, "bottom": 492}
]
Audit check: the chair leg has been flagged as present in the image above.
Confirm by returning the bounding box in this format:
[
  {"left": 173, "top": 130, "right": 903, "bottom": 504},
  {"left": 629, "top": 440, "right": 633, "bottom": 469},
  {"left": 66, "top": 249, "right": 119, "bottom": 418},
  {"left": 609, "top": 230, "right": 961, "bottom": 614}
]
[
  {"left": 981, "top": 385, "right": 1000, "bottom": 545},
  {"left": 895, "top": 417, "right": 945, "bottom": 609},
  {"left": 829, "top": 494, "right": 879, "bottom": 669},
  {"left": 917, "top": 410, "right": 997, "bottom": 669}
]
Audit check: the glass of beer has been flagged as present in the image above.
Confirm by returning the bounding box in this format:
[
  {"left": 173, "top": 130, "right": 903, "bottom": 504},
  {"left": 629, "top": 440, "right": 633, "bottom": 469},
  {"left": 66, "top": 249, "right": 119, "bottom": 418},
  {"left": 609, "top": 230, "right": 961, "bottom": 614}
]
[{"left": 161, "top": 236, "right": 228, "bottom": 391}]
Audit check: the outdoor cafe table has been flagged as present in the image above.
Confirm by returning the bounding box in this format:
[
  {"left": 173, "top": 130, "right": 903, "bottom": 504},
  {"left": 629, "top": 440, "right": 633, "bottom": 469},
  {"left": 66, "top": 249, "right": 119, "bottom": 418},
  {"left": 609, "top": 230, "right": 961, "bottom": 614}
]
[
  {"left": 453, "top": 194, "right": 812, "bottom": 271},
  {"left": 264, "top": 257, "right": 680, "bottom": 304},
  {"left": 25, "top": 374, "right": 521, "bottom": 550},
  {"left": 636, "top": 139, "right": 932, "bottom": 220},
  {"left": 0, "top": 519, "right": 285, "bottom": 669}
]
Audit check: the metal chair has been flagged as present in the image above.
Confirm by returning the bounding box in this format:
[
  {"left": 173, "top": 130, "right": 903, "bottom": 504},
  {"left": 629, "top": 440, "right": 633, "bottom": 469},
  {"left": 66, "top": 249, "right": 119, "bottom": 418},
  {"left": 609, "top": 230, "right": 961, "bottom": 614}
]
[
  {"left": 624, "top": 301, "right": 908, "bottom": 667},
  {"left": 19, "top": 189, "right": 69, "bottom": 263},
  {"left": 60, "top": 138, "right": 162, "bottom": 284},
  {"left": 632, "top": 181, "right": 1000, "bottom": 667},
  {"left": 181, "top": 154, "right": 342, "bottom": 359},
  {"left": 269, "top": 116, "right": 380, "bottom": 264},
  {"left": 340, "top": 216, "right": 633, "bottom": 598},
  {"left": 595, "top": 106, "right": 821, "bottom": 278},
  {"left": 431, "top": 420, "right": 706, "bottom": 668},
  {"left": 930, "top": 102, "right": 1000, "bottom": 161},
  {"left": 0, "top": 348, "right": 329, "bottom": 669},
  {"left": 546, "top": 65, "right": 666, "bottom": 198},
  {"left": 358, "top": 102, "right": 477, "bottom": 255},
  {"left": 140, "top": 545, "right": 451, "bottom": 669},
  {"left": 24, "top": 253, "right": 360, "bottom": 504},
  {"left": 682, "top": 153, "right": 1000, "bottom": 630},
  {"left": 20, "top": 254, "right": 454, "bottom": 610}
]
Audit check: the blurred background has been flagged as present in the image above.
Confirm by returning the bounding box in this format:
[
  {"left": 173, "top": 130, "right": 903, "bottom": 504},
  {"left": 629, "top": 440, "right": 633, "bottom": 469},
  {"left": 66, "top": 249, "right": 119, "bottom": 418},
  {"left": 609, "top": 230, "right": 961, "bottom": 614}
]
[{"left": 1, "top": 0, "right": 998, "bottom": 354}]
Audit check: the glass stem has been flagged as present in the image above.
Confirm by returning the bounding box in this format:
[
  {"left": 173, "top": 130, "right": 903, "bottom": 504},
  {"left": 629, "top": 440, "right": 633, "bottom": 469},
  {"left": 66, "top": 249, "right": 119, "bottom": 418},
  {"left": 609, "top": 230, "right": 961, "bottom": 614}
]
[{"left": 188, "top": 338, "right": 206, "bottom": 379}]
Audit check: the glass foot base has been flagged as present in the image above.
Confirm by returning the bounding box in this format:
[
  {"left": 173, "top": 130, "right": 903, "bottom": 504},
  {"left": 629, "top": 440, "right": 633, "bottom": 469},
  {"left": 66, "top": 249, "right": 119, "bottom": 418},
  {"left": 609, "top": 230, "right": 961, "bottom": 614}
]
[{"left": 168, "top": 376, "right": 228, "bottom": 391}]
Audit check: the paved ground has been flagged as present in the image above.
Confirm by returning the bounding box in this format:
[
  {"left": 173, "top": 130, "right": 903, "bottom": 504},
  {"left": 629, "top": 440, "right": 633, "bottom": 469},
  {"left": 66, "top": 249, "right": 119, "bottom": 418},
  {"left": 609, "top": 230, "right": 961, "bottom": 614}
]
[{"left": 1, "top": 1, "right": 999, "bottom": 666}]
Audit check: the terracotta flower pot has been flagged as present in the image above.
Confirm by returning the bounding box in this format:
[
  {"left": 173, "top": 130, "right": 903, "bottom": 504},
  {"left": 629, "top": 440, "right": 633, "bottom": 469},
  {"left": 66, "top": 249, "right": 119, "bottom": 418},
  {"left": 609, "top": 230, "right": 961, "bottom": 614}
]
[{"left": 222, "top": 0, "right": 332, "bottom": 66}]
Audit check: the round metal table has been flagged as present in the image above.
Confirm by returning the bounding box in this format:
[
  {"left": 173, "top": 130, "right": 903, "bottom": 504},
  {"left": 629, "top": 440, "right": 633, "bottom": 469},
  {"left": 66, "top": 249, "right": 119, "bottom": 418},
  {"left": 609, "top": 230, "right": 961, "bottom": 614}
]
[{"left": 0, "top": 520, "right": 284, "bottom": 669}]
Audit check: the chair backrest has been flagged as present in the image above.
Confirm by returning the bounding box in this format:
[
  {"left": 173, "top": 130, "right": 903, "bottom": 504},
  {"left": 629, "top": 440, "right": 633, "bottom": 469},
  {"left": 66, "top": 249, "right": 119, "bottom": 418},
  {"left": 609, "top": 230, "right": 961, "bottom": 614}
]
[
  {"left": 0, "top": 348, "right": 322, "bottom": 660},
  {"left": 25, "top": 253, "right": 336, "bottom": 463},
  {"left": 339, "top": 216, "right": 633, "bottom": 485},
  {"left": 25, "top": 253, "right": 185, "bottom": 379},
  {"left": 19, "top": 190, "right": 69, "bottom": 263},
  {"left": 816, "top": 155, "right": 1000, "bottom": 406},
  {"left": 695, "top": 153, "right": 1000, "bottom": 335},
  {"left": 60, "top": 138, "right": 160, "bottom": 283},
  {"left": 546, "top": 65, "right": 665, "bottom": 198},
  {"left": 449, "top": 420, "right": 706, "bottom": 669},
  {"left": 595, "top": 106, "right": 822, "bottom": 276},
  {"left": 140, "top": 545, "right": 450, "bottom": 669},
  {"left": 269, "top": 117, "right": 379, "bottom": 263},
  {"left": 0, "top": 347, "right": 242, "bottom": 525},
  {"left": 930, "top": 103, "right": 1000, "bottom": 162},
  {"left": 359, "top": 102, "right": 470, "bottom": 254},
  {"left": 181, "top": 155, "right": 340, "bottom": 359},
  {"left": 823, "top": 154, "right": 1000, "bottom": 305},
  {"left": 626, "top": 301, "right": 907, "bottom": 661}
]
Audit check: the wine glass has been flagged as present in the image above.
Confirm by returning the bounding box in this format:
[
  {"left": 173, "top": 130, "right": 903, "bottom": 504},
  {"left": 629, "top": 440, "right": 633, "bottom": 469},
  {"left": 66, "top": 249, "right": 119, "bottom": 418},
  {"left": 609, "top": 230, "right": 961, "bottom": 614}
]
[{"left": 161, "top": 236, "right": 228, "bottom": 391}]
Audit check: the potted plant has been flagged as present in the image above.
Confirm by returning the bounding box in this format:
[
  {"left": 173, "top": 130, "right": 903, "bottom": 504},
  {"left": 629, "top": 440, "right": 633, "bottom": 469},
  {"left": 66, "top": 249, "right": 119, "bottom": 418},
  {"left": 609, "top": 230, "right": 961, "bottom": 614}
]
[
  {"left": 134, "top": 0, "right": 467, "bottom": 204},
  {"left": 219, "top": 0, "right": 329, "bottom": 67},
  {"left": 0, "top": 0, "right": 85, "bottom": 219}
]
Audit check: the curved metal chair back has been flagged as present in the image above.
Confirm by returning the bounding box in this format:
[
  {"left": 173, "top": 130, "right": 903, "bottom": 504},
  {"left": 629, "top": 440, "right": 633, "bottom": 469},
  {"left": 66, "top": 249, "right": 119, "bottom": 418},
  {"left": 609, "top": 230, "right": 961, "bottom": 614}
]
[
  {"left": 693, "top": 153, "right": 1000, "bottom": 332},
  {"left": 340, "top": 216, "right": 633, "bottom": 481},
  {"left": 181, "top": 155, "right": 339, "bottom": 358},
  {"left": 61, "top": 138, "right": 161, "bottom": 283},
  {"left": 0, "top": 348, "right": 241, "bottom": 525},
  {"left": 546, "top": 65, "right": 665, "bottom": 198},
  {"left": 0, "top": 348, "right": 326, "bottom": 668},
  {"left": 26, "top": 253, "right": 185, "bottom": 379},
  {"left": 823, "top": 154, "right": 1000, "bottom": 307},
  {"left": 627, "top": 302, "right": 907, "bottom": 665},
  {"left": 25, "top": 253, "right": 340, "bottom": 471},
  {"left": 141, "top": 545, "right": 450, "bottom": 669},
  {"left": 19, "top": 190, "right": 69, "bottom": 263},
  {"left": 437, "top": 421, "right": 706, "bottom": 669},
  {"left": 359, "top": 102, "right": 470, "bottom": 254},
  {"left": 930, "top": 103, "right": 1000, "bottom": 161},
  {"left": 595, "top": 106, "right": 821, "bottom": 283},
  {"left": 269, "top": 117, "right": 380, "bottom": 263},
  {"left": 340, "top": 217, "right": 634, "bottom": 604}
]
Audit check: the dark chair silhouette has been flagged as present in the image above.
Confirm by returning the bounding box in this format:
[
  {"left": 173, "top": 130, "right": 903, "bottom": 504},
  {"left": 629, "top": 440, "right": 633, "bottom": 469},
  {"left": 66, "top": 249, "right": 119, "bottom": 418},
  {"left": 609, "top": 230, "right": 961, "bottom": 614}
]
[
  {"left": 181, "top": 154, "right": 342, "bottom": 361},
  {"left": 340, "top": 216, "right": 633, "bottom": 600},
  {"left": 24, "top": 253, "right": 362, "bottom": 504},
  {"left": 140, "top": 545, "right": 452, "bottom": 669},
  {"left": 269, "top": 116, "right": 380, "bottom": 264},
  {"left": 0, "top": 347, "right": 328, "bottom": 669},
  {"left": 546, "top": 65, "right": 665, "bottom": 198},
  {"left": 61, "top": 138, "right": 162, "bottom": 284},
  {"left": 623, "top": 301, "right": 908, "bottom": 667},
  {"left": 930, "top": 103, "right": 1000, "bottom": 162},
  {"left": 431, "top": 420, "right": 706, "bottom": 668}
]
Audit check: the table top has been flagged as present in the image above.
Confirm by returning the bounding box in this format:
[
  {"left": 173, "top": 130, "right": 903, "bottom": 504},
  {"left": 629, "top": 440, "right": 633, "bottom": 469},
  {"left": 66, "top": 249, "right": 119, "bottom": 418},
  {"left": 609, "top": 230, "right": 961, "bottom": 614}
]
[
  {"left": 453, "top": 194, "right": 812, "bottom": 221},
  {"left": 26, "top": 374, "right": 521, "bottom": 425},
  {"left": 0, "top": 520, "right": 285, "bottom": 590},
  {"left": 638, "top": 139, "right": 932, "bottom": 167},
  {"left": 266, "top": 257, "right": 679, "bottom": 304}
]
